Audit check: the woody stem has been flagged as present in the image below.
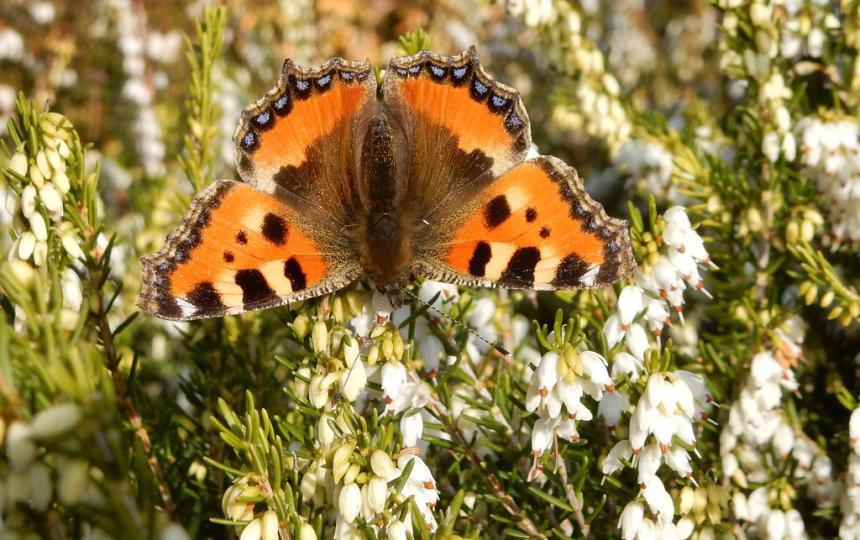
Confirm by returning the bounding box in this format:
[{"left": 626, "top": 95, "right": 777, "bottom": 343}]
[{"left": 423, "top": 391, "right": 547, "bottom": 540}]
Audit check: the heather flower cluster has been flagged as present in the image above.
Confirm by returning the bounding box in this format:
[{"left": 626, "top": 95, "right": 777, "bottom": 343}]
[
  {"left": 2, "top": 109, "right": 86, "bottom": 332},
  {"left": 796, "top": 118, "right": 860, "bottom": 247}
]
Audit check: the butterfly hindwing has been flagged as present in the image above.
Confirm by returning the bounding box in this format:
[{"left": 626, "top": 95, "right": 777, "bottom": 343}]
[
  {"left": 138, "top": 180, "right": 359, "bottom": 320},
  {"left": 234, "top": 57, "right": 376, "bottom": 223},
  {"left": 414, "top": 156, "right": 635, "bottom": 290}
]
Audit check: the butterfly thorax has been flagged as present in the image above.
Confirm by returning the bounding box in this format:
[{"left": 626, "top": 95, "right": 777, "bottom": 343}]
[{"left": 354, "top": 115, "right": 414, "bottom": 291}]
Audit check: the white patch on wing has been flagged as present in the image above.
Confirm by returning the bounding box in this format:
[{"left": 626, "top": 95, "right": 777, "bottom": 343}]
[
  {"left": 504, "top": 186, "right": 529, "bottom": 211},
  {"left": 483, "top": 242, "right": 517, "bottom": 280},
  {"left": 176, "top": 298, "right": 198, "bottom": 318},
  {"left": 259, "top": 259, "right": 294, "bottom": 296},
  {"left": 580, "top": 264, "right": 601, "bottom": 287},
  {"left": 241, "top": 208, "right": 267, "bottom": 232}
]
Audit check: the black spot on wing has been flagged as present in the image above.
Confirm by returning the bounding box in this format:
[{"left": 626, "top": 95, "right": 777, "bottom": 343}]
[
  {"left": 501, "top": 247, "right": 541, "bottom": 287},
  {"left": 457, "top": 148, "right": 494, "bottom": 183},
  {"left": 223, "top": 251, "right": 235, "bottom": 263},
  {"left": 284, "top": 257, "right": 307, "bottom": 291},
  {"left": 157, "top": 297, "right": 182, "bottom": 319},
  {"left": 236, "top": 231, "right": 248, "bottom": 245},
  {"left": 262, "top": 213, "right": 288, "bottom": 245},
  {"left": 187, "top": 282, "right": 225, "bottom": 312},
  {"left": 468, "top": 242, "right": 492, "bottom": 277},
  {"left": 484, "top": 195, "right": 512, "bottom": 229},
  {"left": 235, "top": 269, "right": 276, "bottom": 308},
  {"left": 525, "top": 208, "right": 537, "bottom": 222},
  {"left": 540, "top": 226, "right": 551, "bottom": 238},
  {"left": 596, "top": 261, "right": 620, "bottom": 286},
  {"left": 553, "top": 253, "right": 589, "bottom": 286}
]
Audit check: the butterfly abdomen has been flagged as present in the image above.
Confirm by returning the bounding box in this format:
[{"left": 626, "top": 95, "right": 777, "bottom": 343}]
[{"left": 354, "top": 114, "right": 414, "bottom": 288}]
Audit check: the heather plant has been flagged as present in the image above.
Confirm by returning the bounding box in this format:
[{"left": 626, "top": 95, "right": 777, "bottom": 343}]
[{"left": 1, "top": 1, "right": 860, "bottom": 540}]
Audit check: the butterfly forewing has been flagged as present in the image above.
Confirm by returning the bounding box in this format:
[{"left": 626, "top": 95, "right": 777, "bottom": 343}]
[
  {"left": 382, "top": 47, "right": 532, "bottom": 223},
  {"left": 234, "top": 57, "right": 377, "bottom": 225}
]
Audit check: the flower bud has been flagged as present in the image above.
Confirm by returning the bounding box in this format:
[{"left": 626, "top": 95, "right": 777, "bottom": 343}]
[
  {"left": 6, "top": 421, "right": 36, "bottom": 471},
  {"left": 33, "top": 240, "right": 48, "bottom": 266},
  {"left": 332, "top": 443, "right": 354, "bottom": 482},
  {"left": 370, "top": 450, "right": 394, "bottom": 478},
  {"left": 317, "top": 413, "right": 336, "bottom": 446},
  {"left": 31, "top": 403, "right": 81, "bottom": 439},
  {"left": 299, "top": 522, "right": 317, "bottom": 540},
  {"left": 60, "top": 232, "right": 84, "bottom": 260},
  {"left": 8, "top": 258, "right": 35, "bottom": 285},
  {"left": 39, "top": 184, "right": 63, "bottom": 218},
  {"left": 300, "top": 470, "right": 318, "bottom": 501},
  {"left": 292, "top": 314, "right": 311, "bottom": 338},
  {"left": 53, "top": 170, "right": 70, "bottom": 194},
  {"left": 57, "top": 140, "right": 70, "bottom": 159},
  {"left": 239, "top": 518, "right": 262, "bottom": 540},
  {"left": 17, "top": 231, "right": 36, "bottom": 260},
  {"left": 331, "top": 296, "right": 345, "bottom": 322},
  {"left": 46, "top": 149, "right": 62, "bottom": 171},
  {"left": 387, "top": 520, "right": 408, "bottom": 540},
  {"left": 800, "top": 219, "right": 814, "bottom": 242},
  {"left": 261, "top": 510, "right": 278, "bottom": 540},
  {"left": 30, "top": 212, "right": 48, "bottom": 241},
  {"left": 30, "top": 161, "right": 45, "bottom": 187},
  {"left": 308, "top": 374, "right": 329, "bottom": 409},
  {"left": 21, "top": 185, "right": 37, "bottom": 218},
  {"left": 340, "top": 357, "right": 366, "bottom": 402},
  {"left": 8, "top": 151, "right": 28, "bottom": 176},
  {"left": 338, "top": 482, "right": 361, "bottom": 522},
  {"left": 679, "top": 486, "right": 695, "bottom": 515},
  {"left": 342, "top": 462, "right": 361, "bottom": 486},
  {"left": 61, "top": 269, "right": 83, "bottom": 312},
  {"left": 311, "top": 320, "right": 328, "bottom": 354},
  {"left": 786, "top": 221, "right": 798, "bottom": 244},
  {"left": 344, "top": 290, "right": 363, "bottom": 317},
  {"left": 382, "top": 333, "right": 395, "bottom": 360},
  {"left": 366, "top": 475, "right": 388, "bottom": 513},
  {"left": 35, "top": 151, "right": 52, "bottom": 180}
]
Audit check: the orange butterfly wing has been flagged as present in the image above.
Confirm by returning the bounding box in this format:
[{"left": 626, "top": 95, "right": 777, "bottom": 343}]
[
  {"left": 414, "top": 156, "right": 635, "bottom": 290},
  {"left": 234, "top": 57, "right": 376, "bottom": 223},
  {"left": 383, "top": 49, "right": 633, "bottom": 289},
  {"left": 138, "top": 181, "right": 358, "bottom": 320},
  {"left": 382, "top": 48, "right": 531, "bottom": 224},
  {"left": 140, "top": 57, "right": 375, "bottom": 320}
]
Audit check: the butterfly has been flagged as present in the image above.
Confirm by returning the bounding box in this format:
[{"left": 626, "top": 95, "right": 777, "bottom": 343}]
[{"left": 137, "top": 47, "right": 636, "bottom": 320}]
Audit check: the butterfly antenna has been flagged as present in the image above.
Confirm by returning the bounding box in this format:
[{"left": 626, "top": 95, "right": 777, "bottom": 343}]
[{"left": 398, "top": 287, "right": 511, "bottom": 357}]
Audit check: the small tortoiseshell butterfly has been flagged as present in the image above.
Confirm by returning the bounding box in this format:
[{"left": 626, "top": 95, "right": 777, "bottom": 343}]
[{"left": 138, "top": 47, "right": 635, "bottom": 320}]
